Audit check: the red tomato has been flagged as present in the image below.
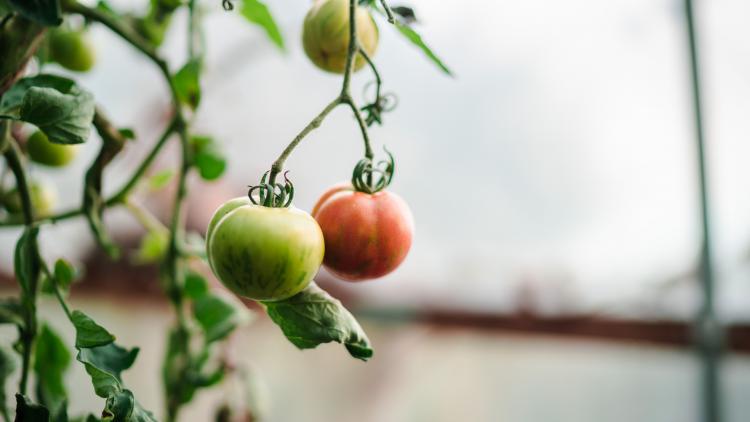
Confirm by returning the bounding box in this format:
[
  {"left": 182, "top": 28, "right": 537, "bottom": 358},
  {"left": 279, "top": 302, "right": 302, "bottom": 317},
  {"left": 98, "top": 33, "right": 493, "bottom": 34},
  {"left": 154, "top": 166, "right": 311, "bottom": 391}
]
[{"left": 312, "top": 184, "right": 414, "bottom": 281}]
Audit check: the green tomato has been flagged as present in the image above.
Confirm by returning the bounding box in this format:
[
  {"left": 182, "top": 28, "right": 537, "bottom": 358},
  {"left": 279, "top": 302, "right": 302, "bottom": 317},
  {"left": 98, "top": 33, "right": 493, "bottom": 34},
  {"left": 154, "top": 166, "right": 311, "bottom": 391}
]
[
  {"left": 208, "top": 203, "right": 324, "bottom": 301},
  {"left": 26, "top": 130, "right": 79, "bottom": 167},
  {"left": 206, "top": 196, "right": 253, "bottom": 272},
  {"left": 48, "top": 29, "right": 95, "bottom": 72},
  {"left": 302, "top": 0, "right": 379, "bottom": 74},
  {"left": 3, "top": 182, "right": 57, "bottom": 217}
]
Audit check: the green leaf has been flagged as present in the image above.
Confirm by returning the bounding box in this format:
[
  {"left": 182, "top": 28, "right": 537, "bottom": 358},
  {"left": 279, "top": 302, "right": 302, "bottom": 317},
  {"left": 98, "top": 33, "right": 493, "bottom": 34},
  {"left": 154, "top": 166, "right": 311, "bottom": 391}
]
[
  {"left": 117, "top": 128, "right": 135, "bottom": 140},
  {"left": 14, "top": 227, "right": 40, "bottom": 297},
  {"left": 34, "top": 324, "right": 70, "bottom": 421},
  {"left": 184, "top": 271, "right": 209, "bottom": 299},
  {"left": 15, "top": 394, "right": 49, "bottom": 422},
  {"left": 394, "top": 22, "right": 452, "bottom": 76},
  {"left": 173, "top": 60, "right": 201, "bottom": 110},
  {"left": 147, "top": 169, "right": 173, "bottom": 190},
  {"left": 76, "top": 343, "right": 138, "bottom": 398},
  {"left": 240, "top": 0, "right": 284, "bottom": 50},
  {"left": 0, "top": 298, "right": 24, "bottom": 326},
  {"left": 71, "top": 311, "right": 116, "bottom": 349},
  {"left": 133, "top": 230, "right": 168, "bottom": 264},
  {"left": 0, "top": 347, "right": 17, "bottom": 422},
  {"left": 54, "top": 259, "right": 76, "bottom": 289},
  {"left": 191, "top": 135, "right": 226, "bottom": 181},
  {"left": 0, "top": 1, "right": 11, "bottom": 16},
  {"left": 20, "top": 86, "right": 95, "bottom": 145},
  {"left": 193, "top": 293, "right": 250, "bottom": 344},
  {"left": 100, "top": 389, "right": 155, "bottom": 422},
  {"left": 7, "top": 0, "right": 62, "bottom": 26},
  {"left": 263, "top": 283, "right": 373, "bottom": 361},
  {"left": 0, "top": 74, "right": 75, "bottom": 112}
]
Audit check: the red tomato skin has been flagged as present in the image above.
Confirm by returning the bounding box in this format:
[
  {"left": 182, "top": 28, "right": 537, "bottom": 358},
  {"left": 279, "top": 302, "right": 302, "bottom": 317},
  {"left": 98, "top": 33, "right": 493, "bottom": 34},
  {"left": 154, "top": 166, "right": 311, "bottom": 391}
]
[{"left": 313, "top": 187, "right": 414, "bottom": 281}]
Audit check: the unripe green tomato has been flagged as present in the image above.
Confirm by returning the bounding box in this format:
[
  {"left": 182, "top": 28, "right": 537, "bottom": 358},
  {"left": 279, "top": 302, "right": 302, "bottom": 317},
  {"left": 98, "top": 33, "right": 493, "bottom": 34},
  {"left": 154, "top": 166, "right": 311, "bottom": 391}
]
[
  {"left": 3, "top": 183, "right": 57, "bottom": 217},
  {"left": 302, "top": 0, "right": 379, "bottom": 74},
  {"left": 206, "top": 196, "right": 253, "bottom": 272},
  {"left": 26, "top": 130, "right": 79, "bottom": 167},
  {"left": 208, "top": 203, "right": 325, "bottom": 301},
  {"left": 48, "top": 29, "right": 95, "bottom": 72}
]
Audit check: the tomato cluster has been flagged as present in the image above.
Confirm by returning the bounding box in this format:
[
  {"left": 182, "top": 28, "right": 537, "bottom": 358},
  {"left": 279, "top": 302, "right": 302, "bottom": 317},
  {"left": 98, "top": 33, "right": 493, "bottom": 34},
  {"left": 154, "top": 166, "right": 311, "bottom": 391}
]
[{"left": 208, "top": 180, "right": 413, "bottom": 301}]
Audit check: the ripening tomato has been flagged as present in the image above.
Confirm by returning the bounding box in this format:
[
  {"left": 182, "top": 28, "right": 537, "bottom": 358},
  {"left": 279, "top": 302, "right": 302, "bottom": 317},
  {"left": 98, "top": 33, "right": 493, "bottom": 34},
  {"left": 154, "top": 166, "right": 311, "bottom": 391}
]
[
  {"left": 312, "top": 184, "right": 414, "bottom": 281},
  {"left": 3, "top": 182, "right": 57, "bottom": 217},
  {"left": 48, "top": 29, "right": 95, "bottom": 72},
  {"left": 302, "top": 0, "right": 379, "bottom": 74},
  {"left": 26, "top": 130, "right": 79, "bottom": 167},
  {"left": 207, "top": 202, "right": 324, "bottom": 301}
]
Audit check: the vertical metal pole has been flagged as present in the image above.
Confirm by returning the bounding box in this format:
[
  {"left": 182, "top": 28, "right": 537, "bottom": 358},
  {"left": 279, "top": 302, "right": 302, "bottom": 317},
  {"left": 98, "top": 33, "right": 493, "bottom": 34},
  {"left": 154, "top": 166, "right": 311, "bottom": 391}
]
[{"left": 684, "top": 1, "right": 722, "bottom": 421}]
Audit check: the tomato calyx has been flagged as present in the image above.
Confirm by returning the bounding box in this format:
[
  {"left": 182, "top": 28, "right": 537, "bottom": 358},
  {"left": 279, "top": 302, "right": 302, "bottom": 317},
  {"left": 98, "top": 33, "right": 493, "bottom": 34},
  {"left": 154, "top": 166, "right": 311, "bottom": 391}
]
[
  {"left": 247, "top": 170, "right": 295, "bottom": 208},
  {"left": 351, "top": 148, "right": 395, "bottom": 194}
]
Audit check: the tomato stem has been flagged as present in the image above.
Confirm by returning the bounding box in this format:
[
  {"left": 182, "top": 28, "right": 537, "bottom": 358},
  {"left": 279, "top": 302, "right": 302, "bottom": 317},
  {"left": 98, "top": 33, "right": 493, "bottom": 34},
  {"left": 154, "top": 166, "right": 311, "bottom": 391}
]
[{"left": 267, "top": 0, "right": 375, "bottom": 188}]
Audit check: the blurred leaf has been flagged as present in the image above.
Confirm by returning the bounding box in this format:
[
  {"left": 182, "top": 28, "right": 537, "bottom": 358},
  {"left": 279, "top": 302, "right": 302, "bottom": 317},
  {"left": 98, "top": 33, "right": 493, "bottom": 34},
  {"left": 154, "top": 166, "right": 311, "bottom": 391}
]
[
  {"left": 0, "top": 347, "right": 16, "bottom": 422},
  {"left": 0, "top": 1, "right": 11, "bottom": 15},
  {"left": 117, "top": 128, "right": 135, "bottom": 140},
  {"left": 77, "top": 343, "right": 138, "bottom": 398},
  {"left": 15, "top": 394, "right": 49, "bottom": 421},
  {"left": 7, "top": 0, "right": 61, "bottom": 26},
  {"left": 240, "top": 0, "right": 284, "bottom": 50},
  {"left": 0, "top": 74, "right": 75, "bottom": 112},
  {"left": 263, "top": 282, "right": 373, "bottom": 361},
  {"left": 53, "top": 258, "right": 76, "bottom": 291},
  {"left": 14, "top": 227, "right": 40, "bottom": 296},
  {"left": 173, "top": 60, "right": 201, "bottom": 110},
  {"left": 16, "top": 82, "right": 95, "bottom": 144},
  {"left": 193, "top": 292, "right": 250, "bottom": 344},
  {"left": 34, "top": 324, "right": 70, "bottom": 421},
  {"left": 133, "top": 230, "right": 168, "bottom": 264},
  {"left": 71, "top": 310, "right": 115, "bottom": 349},
  {"left": 191, "top": 135, "right": 226, "bottom": 181},
  {"left": 184, "top": 271, "right": 209, "bottom": 299},
  {"left": 0, "top": 298, "right": 24, "bottom": 326},
  {"left": 101, "top": 389, "right": 155, "bottom": 422},
  {"left": 148, "top": 169, "right": 173, "bottom": 190},
  {"left": 394, "top": 22, "right": 452, "bottom": 76},
  {"left": 391, "top": 6, "right": 417, "bottom": 24}
]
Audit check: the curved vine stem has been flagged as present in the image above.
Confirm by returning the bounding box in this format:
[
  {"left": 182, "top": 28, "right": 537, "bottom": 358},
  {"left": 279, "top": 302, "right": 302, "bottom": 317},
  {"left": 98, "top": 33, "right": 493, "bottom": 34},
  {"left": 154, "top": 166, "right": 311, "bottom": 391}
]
[{"left": 268, "top": 0, "right": 376, "bottom": 187}]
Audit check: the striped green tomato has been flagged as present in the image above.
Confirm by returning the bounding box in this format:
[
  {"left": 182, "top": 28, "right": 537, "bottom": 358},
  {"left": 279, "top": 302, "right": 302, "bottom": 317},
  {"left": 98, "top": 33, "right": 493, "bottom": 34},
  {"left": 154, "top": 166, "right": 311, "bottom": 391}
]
[{"left": 207, "top": 202, "right": 324, "bottom": 301}]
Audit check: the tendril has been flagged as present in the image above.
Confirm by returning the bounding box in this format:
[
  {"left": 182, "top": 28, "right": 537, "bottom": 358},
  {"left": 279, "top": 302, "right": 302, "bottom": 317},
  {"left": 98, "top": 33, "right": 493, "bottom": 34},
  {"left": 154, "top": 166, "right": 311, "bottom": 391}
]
[
  {"left": 361, "top": 82, "right": 399, "bottom": 127},
  {"left": 351, "top": 147, "right": 395, "bottom": 194},
  {"left": 247, "top": 171, "right": 294, "bottom": 207}
]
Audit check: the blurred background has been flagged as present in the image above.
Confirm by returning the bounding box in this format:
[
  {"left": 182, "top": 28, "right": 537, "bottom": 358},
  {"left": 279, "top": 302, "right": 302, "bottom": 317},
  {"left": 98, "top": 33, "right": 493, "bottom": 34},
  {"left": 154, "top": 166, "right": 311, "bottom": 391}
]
[{"left": 2, "top": 0, "right": 750, "bottom": 420}]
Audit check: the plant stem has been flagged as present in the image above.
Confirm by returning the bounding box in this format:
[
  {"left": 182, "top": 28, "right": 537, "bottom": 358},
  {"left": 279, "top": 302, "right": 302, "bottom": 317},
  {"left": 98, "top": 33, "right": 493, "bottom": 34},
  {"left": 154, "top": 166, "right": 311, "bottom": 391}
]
[
  {"left": 378, "top": 0, "right": 395, "bottom": 24},
  {"left": 684, "top": 1, "right": 722, "bottom": 421},
  {"left": 65, "top": 3, "right": 195, "bottom": 419},
  {"left": 268, "top": 0, "right": 372, "bottom": 186},
  {"left": 1, "top": 124, "right": 37, "bottom": 395}
]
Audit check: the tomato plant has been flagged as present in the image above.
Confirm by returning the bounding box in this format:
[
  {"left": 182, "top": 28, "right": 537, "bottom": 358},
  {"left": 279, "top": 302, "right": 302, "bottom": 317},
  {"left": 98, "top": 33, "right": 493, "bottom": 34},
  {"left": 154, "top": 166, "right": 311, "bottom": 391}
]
[{"left": 0, "top": 0, "right": 449, "bottom": 420}]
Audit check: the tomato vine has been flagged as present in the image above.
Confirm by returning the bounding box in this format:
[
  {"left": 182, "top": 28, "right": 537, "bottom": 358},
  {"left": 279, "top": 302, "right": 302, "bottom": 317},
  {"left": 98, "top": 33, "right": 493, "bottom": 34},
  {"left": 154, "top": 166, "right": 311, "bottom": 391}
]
[{"left": 0, "top": 0, "right": 449, "bottom": 420}]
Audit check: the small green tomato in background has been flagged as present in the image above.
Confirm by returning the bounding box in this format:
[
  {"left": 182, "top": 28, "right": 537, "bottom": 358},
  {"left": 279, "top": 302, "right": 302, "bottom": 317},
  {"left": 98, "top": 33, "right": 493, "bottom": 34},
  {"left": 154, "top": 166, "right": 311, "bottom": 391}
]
[
  {"left": 48, "top": 29, "right": 96, "bottom": 72},
  {"left": 26, "top": 130, "right": 79, "bottom": 167},
  {"left": 207, "top": 201, "right": 324, "bottom": 301},
  {"left": 302, "top": 0, "right": 379, "bottom": 74},
  {"left": 3, "top": 182, "right": 57, "bottom": 217}
]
